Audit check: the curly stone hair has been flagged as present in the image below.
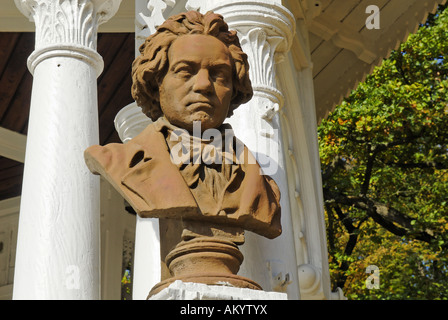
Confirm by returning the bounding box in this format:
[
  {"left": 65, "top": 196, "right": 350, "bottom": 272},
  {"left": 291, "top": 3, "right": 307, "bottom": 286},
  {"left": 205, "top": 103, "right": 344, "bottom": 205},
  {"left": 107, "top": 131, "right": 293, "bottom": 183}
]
[{"left": 131, "top": 11, "right": 253, "bottom": 121}]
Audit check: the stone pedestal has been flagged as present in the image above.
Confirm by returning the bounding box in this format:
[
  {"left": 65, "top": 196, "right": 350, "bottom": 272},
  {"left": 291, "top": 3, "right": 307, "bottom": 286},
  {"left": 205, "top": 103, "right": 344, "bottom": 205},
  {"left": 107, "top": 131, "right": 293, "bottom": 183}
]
[
  {"left": 147, "top": 220, "right": 263, "bottom": 299},
  {"left": 149, "top": 280, "right": 287, "bottom": 300}
]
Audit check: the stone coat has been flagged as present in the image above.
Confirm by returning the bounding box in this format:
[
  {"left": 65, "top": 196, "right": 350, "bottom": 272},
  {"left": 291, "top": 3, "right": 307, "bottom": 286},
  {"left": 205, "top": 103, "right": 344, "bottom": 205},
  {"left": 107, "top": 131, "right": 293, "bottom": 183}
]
[{"left": 84, "top": 119, "right": 281, "bottom": 239}]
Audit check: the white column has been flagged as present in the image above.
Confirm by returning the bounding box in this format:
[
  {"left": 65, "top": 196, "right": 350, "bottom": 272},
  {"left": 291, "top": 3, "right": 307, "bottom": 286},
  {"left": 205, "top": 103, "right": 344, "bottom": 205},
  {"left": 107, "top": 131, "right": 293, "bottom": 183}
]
[
  {"left": 276, "top": 19, "right": 339, "bottom": 299},
  {"left": 114, "top": 103, "right": 157, "bottom": 301},
  {"left": 13, "top": 0, "right": 121, "bottom": 300},
  {"left": 112, "top": 0, "right": 182, "bottom": 300},
  {"left": 112, "top": 0, "right": 164, "bottom": 300}
]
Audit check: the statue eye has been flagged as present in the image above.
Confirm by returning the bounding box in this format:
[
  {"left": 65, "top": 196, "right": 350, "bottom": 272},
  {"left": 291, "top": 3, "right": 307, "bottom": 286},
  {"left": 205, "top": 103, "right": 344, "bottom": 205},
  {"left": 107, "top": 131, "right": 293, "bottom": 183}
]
[
  {"left": 211, "top": 66, "right": 231, "bottom": 83},
  {"left": 212, "top": 70, "right": 225, "bottom": 79},
  {"left": 177, "top": 68, "right": 191, "bottom": 75},
  {"left": 174, "top": 65, "right": 194, "bottom": 78}
]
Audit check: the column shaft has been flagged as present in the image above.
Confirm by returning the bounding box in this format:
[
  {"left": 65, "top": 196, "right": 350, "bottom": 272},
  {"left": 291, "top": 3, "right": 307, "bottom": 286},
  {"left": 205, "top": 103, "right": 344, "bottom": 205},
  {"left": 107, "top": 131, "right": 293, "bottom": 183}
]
[{"left": 13, "top": 0, "right": 121, "bottom": 299}]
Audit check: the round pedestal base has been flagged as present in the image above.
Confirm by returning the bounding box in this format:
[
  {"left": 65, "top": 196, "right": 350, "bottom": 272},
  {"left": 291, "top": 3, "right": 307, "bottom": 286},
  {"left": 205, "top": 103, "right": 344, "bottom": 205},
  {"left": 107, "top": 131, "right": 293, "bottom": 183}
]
[{"left": 147, "top": 237, "right": 262, "bottom": 299}]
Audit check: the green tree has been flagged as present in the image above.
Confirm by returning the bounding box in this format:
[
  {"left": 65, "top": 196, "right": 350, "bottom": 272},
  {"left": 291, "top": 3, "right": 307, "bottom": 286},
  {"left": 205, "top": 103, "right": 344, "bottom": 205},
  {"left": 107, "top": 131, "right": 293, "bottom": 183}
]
[{"left": 318, "top": 4, "right": 448, "bottom": 299}]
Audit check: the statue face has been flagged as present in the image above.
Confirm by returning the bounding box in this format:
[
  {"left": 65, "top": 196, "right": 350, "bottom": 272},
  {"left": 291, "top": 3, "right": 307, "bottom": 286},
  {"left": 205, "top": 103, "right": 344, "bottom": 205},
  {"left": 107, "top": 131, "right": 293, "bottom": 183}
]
[{"left": 158, "top": 34, "right": 234, "bottom": 133}]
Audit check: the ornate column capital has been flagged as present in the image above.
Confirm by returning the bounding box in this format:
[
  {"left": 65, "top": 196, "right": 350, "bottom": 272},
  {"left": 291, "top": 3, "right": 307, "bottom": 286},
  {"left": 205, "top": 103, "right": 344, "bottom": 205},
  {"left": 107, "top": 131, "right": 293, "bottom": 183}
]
[
  {"left": 212, "top": 1, "right": 295, "bottom": 138},
  {"left": 212, "top": 1, "right": 296, "bottom": 53},
  {"left": 214, "top": 1, "right": 295, "bottom": 107},
  {"left": 14, "top": 0, "right": 121, "bottom": 75}
]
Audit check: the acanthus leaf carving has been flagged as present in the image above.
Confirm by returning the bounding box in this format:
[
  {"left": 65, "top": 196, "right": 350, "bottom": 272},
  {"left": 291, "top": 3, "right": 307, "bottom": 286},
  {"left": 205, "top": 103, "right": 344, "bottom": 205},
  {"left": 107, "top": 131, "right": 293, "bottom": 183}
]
[
  {"left": 240, "top": 27, "right": 283, "bottom": 89},
  {"left": 210, "top": 1, "right": 295, "bottom": 129},
  {"left": 236, "top": 26, "right": 286, "bottom": 133},
  {"left": 37, "top": 0, "right": 97, "bottom": 49},
  {"left": 15, "top": 0, "right": 121, "bottom": 75},
  {"left": 15, "top": 0, "right": 120, "bottom": 50}
]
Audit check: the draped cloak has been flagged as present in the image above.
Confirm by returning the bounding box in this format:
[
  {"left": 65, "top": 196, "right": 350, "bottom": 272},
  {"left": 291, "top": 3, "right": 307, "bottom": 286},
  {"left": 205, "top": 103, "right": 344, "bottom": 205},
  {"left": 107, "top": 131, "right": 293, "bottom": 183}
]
[{"left": 84, "top": 117, "right": 281, "bottom": 239}]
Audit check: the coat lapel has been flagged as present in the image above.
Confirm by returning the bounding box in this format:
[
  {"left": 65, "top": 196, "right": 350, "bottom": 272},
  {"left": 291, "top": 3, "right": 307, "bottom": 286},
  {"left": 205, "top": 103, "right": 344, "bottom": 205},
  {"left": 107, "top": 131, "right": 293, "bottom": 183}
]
[{"left": 121, "top": 125, "right": 200, "bottom": 219}]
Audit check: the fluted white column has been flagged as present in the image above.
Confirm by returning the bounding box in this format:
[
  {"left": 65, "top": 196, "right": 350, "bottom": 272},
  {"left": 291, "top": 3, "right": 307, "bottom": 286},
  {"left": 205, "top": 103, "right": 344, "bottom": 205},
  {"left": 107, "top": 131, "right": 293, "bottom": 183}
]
[{"left": 13, "top": 0, "right": 121, "bottom": 299}]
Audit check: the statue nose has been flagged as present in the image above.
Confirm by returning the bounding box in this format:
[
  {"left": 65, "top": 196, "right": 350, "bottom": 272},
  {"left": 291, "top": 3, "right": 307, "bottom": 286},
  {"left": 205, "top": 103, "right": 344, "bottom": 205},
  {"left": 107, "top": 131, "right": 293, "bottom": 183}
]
[{"left": 192, "top": 69, "right": 213, "bottom": 93}]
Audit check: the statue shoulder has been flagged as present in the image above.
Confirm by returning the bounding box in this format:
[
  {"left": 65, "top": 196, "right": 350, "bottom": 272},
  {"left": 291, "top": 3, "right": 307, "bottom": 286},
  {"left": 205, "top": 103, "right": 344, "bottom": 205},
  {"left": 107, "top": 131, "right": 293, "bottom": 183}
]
[
  {"left": 84, "top": 143, "right": 125, "bottom": 175},
  {"left": 84, "top": 123, "right": 164, "bottom": 176}
]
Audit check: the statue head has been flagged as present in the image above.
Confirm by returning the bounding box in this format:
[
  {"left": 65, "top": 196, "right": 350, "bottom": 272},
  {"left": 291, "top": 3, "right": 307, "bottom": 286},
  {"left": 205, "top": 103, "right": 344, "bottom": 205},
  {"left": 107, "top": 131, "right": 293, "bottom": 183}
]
[{"left": 131, "top": 11, "right": 253, "bottom": 132}]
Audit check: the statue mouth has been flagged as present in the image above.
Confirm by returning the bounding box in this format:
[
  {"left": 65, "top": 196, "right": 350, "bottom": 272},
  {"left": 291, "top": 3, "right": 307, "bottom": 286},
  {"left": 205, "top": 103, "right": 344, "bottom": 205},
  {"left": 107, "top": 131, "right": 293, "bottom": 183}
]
[{"left": 187, "top": 101, "right": 214, "bottom": 110}]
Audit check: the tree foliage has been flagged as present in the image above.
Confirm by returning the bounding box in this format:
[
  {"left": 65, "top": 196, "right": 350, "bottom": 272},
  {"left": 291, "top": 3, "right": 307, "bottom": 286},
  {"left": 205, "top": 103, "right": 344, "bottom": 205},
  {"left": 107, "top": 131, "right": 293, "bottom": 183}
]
[{"left": 318, "top": 5, "right": 448, "bottom": 299}]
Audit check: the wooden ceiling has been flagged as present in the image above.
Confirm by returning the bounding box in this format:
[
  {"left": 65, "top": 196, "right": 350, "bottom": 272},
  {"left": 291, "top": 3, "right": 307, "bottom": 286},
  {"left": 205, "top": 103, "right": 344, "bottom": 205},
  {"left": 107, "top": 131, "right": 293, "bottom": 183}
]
[{"left": 0, "top": 32, "right": 136, "bottom": 201}]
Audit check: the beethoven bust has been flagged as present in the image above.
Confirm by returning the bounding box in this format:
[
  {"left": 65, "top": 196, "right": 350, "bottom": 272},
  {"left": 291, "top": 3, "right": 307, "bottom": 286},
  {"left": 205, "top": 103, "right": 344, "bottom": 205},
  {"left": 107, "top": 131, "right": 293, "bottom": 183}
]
[{"left": 84, "top": 11, "right": 281, "bottom": 239}]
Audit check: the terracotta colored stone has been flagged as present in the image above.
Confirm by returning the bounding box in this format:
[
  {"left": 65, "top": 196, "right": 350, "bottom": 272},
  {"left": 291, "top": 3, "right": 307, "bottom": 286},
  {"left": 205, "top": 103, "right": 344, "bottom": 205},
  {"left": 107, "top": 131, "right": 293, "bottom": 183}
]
[
  {"left": 148, "top": 236, "right": 262, "bottom": 297},
  {"left": 84, "top": 11, "right": 282, "bottom": 297}
]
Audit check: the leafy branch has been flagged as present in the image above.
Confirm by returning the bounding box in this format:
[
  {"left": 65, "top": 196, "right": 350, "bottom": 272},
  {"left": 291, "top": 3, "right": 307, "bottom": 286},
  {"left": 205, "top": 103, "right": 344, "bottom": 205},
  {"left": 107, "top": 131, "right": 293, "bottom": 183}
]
[{"left": 324, "top": 189, "right": 437, "bottom": 244}]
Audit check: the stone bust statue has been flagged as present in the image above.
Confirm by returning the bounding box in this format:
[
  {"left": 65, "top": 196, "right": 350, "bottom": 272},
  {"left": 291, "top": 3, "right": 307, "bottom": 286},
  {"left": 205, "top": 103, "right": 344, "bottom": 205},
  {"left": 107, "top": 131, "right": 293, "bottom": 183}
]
[
  {"left": 85, "top": 11, "right": 281, "bottom": 239},
  {"left": 85, "top": 11, "right": 281, "bottom": 294}
]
